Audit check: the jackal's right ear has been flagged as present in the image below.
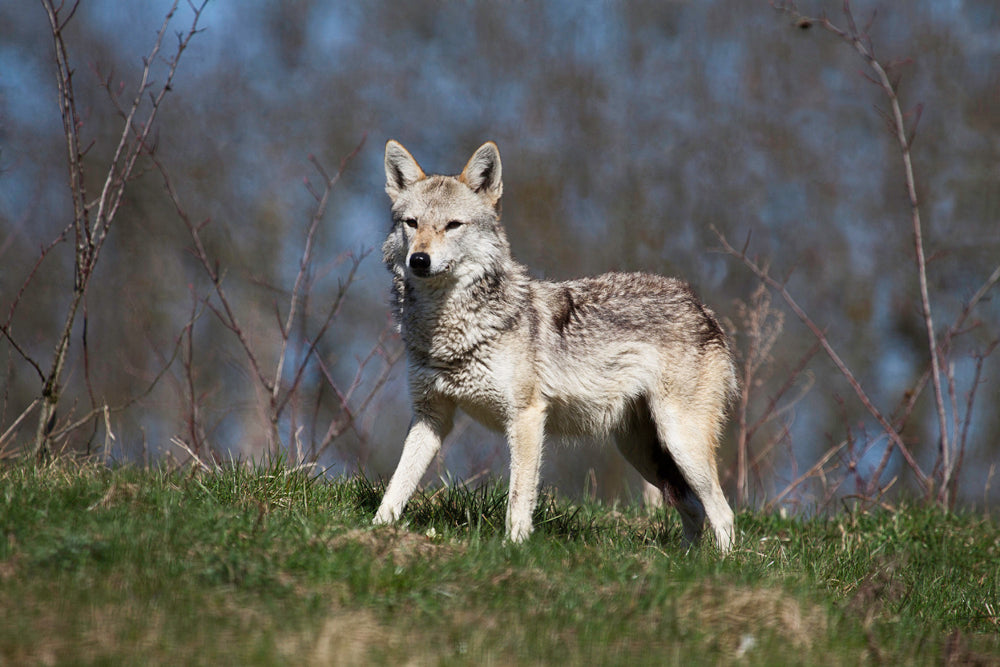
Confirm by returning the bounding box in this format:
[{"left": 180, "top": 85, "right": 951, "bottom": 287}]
[{"left": 384, "top": 140, "right": 426, "bottom": 200}]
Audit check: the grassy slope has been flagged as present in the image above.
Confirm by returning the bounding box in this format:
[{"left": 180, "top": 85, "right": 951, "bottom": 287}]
[{"left": 0, "top": 459, "right": 997, "bottom": 665}]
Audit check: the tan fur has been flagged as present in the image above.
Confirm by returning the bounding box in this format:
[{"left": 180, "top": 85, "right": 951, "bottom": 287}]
[{"left": 373, "top": 140, "right": 737, "bottom": 552}]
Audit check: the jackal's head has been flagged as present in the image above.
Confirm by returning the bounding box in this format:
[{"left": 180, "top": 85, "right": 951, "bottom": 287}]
[{"left": 382, "top": 140, "right": 509, "bottom": 285}]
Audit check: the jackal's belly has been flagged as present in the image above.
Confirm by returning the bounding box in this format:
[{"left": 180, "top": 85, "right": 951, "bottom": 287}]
[
  {"left": 445, "top": 377, "right": 634, "bottom": 438},
  {"left": 537, "top": 346, "right": 656, "bottom": 437},
  {"left": 420, "top": 334, "right": 658, "bottom": 438},
  {"left": 542, "top": 390, "right": 636, "bottom": 438},
  {"left": 432, "top": 359, "right": 643, "bottom": 439}
]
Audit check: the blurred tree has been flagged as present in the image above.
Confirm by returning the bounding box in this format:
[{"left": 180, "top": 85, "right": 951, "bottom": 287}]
[{"left": 1, "top": 1, "right": 997, "bottom": 505}]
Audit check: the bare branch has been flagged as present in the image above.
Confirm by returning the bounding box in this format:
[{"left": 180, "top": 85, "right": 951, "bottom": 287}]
[
  {"left": 3, "top": 224, "right": 71, "bottom": 335},
  {"left": 0, "top": 399, "right": 41, "bottom": 453},
  {"left": 953, "top": 340, "right": 999, "bottom": 504},
  {"left": 945, "top": 263, "right": 1000, "bottom": 349},
  {"left": 0, "top": 329, "right": 45, "bottom": 385},
  {"left": 150, "top": 154, "right": 273, "bottom": 394},
  {"left": 275, "top": 249, "right": 371, "bottom": 417},
  {"left": 45, "top": 307, "right": 191, "bottom": 445},
  {"left": 766, "top": 440, "right": 848, "bottom": 513},
  {"left": 32, "top": 0, "right": 207, "bottom": 458},
  {"left": 152, "top": 132, "right": 373, "bottom": 459},
  {"left": 170, "top": 436, "right": 217, "bottom": 473},
  {"left": 714, "top": 227, "right": 932, "bottom": 492},
  {"left": 313, "top": 328, "right": 402, "bottom": 461},
  {"left": 273, "top": 135, "right": 367, "bottom": 406},
  {"left": 773, "top": 0, "right": 958, "bottom": 504},
  {"left": 745, "top": 339, "right": 819, "bottom": 446}
]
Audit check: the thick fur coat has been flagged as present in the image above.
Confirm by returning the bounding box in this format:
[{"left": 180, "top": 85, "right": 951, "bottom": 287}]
[{"left": 373, "top": 140, "right": 736, "bottom": 551}]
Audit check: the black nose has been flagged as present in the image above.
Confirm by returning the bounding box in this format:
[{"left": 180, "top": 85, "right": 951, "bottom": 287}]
[{"left": 409, "top": 252, "right": 431, "bottom": 273}]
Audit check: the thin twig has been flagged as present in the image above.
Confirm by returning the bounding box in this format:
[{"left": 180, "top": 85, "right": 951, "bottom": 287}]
[
  {"left": 1, "top": 228, "right": 70, "bottom": 382},
  {"left": 45, "top": 308, "right": 191, "bottom": 443},
  {"left": 32, "top": 0, "right": 206, "bottom": 457},
  {"left": 952, "top": 340, "right": 998, "bottom": 504},
  {"left": 150, "top": 154, "right": 273, "bottom": 394},
  {"left": 272, "top": 136, "right": 367, "bottom": 407},
  {"left": 313, "top": 327, "right": 402, "bottom": 461},
  {"left": 170, "top": 435, "right": 216, "bottom": 473},
  {"left": 714, "top": 227, "right": 931, "bottom": 492},
  {"left": 275, "top": 250, "right": 370, "bottom": 417},
  {"left": 745, "top": 340, "right": 819, "bottom": 446},
  {"left": 770, "top": 0, "right": 989, "bottom": 505},
  {"left": 0, "top": 398, "right": 41, "bottom": 452},
  {"left": 767, "top": 439, "right": 849, "bottom": 512}
]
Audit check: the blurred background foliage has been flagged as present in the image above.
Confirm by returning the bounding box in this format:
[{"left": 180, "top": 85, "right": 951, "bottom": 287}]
[{"left": 1, "top": 1, "right": 998, "bottom": 508}]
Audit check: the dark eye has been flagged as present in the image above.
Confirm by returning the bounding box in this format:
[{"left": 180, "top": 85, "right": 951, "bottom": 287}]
[
  {"left": 403, "top": 218, "right": 417, "bottom": 229},
  {"left": 445, "top": 220, "right": 463, "bottom": 231}
]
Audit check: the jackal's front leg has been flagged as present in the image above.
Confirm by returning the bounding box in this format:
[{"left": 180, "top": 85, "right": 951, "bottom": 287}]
[
  {"left": 374, "top": 405, "right": 453, "bottom": 526},
  {"left": 505, "top": 400, "right": 546, "bottom": 543}
]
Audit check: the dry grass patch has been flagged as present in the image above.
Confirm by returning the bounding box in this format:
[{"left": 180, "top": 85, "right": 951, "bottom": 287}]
[
  {"left": 679, "top": 583, "right": 830, "bottom": 656},
  {"left": 334, "top": 527, "right": 462, "bottom": 567}
]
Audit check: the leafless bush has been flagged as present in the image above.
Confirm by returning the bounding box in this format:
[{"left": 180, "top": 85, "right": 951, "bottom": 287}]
[
  {"left": 1, "top": 3, "right": 397, "bottom": 471},
  {"left": 729, "top": 281, "right": 817, "bottom": 508},
  {"left": 717, "top": 1, "right": 1000, "bottom": 509},
  {"left": 152, "top": 138, "right": 399, "bottom": 468},
  {"left": 0, "top": 1, "right": 208, "bottom": 459}
]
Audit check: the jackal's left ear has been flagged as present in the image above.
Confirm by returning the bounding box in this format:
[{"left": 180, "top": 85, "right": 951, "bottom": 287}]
[
  {"left": 385, "top": 140, "right": 426, "bottom": 201},
  {"left": 460, "top": 142, "right": 503, "bottom": 206}
]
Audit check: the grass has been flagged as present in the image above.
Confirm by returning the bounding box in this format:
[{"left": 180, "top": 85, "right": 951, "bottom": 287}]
[{"left": 1, "top": 458, "right": 998, "bottom": 664}]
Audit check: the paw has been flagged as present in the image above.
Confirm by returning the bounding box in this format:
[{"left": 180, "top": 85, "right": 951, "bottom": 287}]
[
  {"left": 372, "top": 505, "right": 398, "bottom": 526},
  {"left": 506, "top": 520, "right": 534, "bottom": 544},
  {"left": 714, "top": 525, "right": 735, "bottom": 554}
]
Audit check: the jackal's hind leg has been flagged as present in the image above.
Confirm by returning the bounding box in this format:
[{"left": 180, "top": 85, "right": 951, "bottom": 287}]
[{"left": 646, "top": 396, "right": 735, "bottom": 553}]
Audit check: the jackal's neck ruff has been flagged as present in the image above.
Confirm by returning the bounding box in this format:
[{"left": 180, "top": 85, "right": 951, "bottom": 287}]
[{"left": 385, "top": 220, "right": 530, "bottom": 366}]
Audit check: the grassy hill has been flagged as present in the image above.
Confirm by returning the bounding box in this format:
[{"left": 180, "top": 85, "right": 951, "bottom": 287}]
[{"left": 1, "top": 458, "right": 997, "bottom": 664}]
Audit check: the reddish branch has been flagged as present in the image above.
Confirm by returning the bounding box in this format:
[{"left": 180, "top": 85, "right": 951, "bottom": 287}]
[
  {"left": 313, "top": 325, "right": 403, "bottom": 463},
  {"left": 714, "top": 227, "right": 932, "bottom": 493},
  {"left": 151, "top": 156, "right": 273, "bottom": 394},
  {"left": 272, "top": 139, "right": 367, "bottom": 411},
  {"left": 773, "top": 1, "right": 949, "bottom": 500},
  {"left": 152, "top": 134, "right": 388, "bottom": 463},
  {"left": 734, "top": 1, "right": 1000, "bottom": 508},
  {"left": 1, "top": 229, "right": 69, "bottom": 383},
  {"left": 732, "top": 283, "right": 818, "bottom": 506}
]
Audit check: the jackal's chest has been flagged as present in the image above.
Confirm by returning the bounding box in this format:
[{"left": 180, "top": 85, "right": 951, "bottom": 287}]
[
  {"left": 399, "top": 291, "right": 517, "bottom": 369},
  {"left": 405, "top": 333, "right": 515, "bottom": 432}
]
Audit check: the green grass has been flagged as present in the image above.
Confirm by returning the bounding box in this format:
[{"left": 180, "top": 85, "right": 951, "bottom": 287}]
[{"left": 1, "top": 458, "right": 997, "bottom": 664}]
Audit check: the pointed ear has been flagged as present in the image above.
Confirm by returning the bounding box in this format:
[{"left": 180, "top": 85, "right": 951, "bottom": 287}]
[
  {"left": 459, "top": 141, "right": 502, "bottom": 206},
  {"left": 384, "top": 140, "right": 426, "bottom": 200}
]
